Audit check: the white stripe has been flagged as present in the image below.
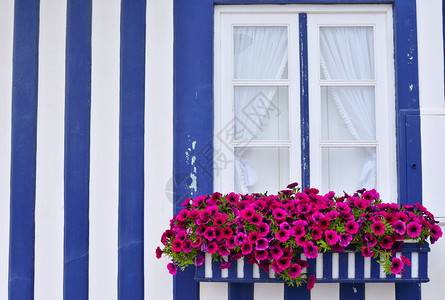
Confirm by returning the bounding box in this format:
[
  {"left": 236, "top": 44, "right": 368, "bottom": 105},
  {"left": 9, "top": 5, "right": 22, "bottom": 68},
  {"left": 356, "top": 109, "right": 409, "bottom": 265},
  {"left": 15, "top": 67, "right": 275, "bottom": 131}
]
[
  {"left": 35, "top": 1, "right": 67, "bottom": 299},
  {"left": 237, "top": 256, "right": 245, "bottom": 278},
  {"left": 364, "top": 256, "right": 371, "bottom": 278},
  {"left": 365, "top": 283, "right": 395, "bottom": 300},
  {"left": 255, "top": 283, "right": 283, "bottom": 300},
  {"left": 332, "top": 252, "right": 339, "bottom": 279},
  {"left": 311, "top": 283, "right": 339, "bottom": 300},
  {"left": 316, "top": 253, "right": 323, "bottom": 279},
  {"left": 0, "top": 0, "right": 13, "bottom": 298},
  {"left": 411, "top": 252, "right": 419, "bottom": 278},
  {"left": 200, "top": 282, "right": 227, "bottom": 300},
  {"left": 205, "top": 253, "right": 213, "bottom": 278},
  {"left": 252, "top": 263, "right": 260, "bottom": 278},
  {"left": 89, "top": 0, "right": 120, "bottom": 298},
  {"left": 144, "top": 0, "right": 174, "bottom": 299},
  {"left": 347, "top": 252, "right": 355, "bottom": 278}
]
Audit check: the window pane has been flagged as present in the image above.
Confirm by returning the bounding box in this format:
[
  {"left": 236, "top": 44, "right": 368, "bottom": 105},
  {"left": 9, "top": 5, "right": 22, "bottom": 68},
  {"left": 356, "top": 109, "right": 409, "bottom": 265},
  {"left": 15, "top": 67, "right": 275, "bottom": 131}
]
[
  {"left": 322, "top": 147, "right": 376, "bottom": 193},
  {"left": 234, "top": 86, "right": 289, "bottom": 141},
  {"left": 234, "top": 147, "right": 289, "bottom": 194},
  {"left": 320, "top": 26, "right": 374, "bottom": 80},
  {"left": 321, "top": 86, "right": 375, "bottom": 140},
  {"left": 234, "top": 26, "right": 288, "bottom": 79}
]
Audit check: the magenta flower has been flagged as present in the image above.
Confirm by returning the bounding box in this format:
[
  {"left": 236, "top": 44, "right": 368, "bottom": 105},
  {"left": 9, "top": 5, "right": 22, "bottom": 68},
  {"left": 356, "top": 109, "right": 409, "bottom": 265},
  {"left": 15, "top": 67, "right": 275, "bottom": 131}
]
[
  {"left": 156, "top": 246, "right": 163, "bottom": 259},
  {"left": 255, "top": 238, "right": 269, "bottom": 251},
  {"left": 288, "top": 263, "right": 302, "bottom": 278},
  {"left": 276, "top": 256, "right": 291, "bottom": 270},
  {"left": 431, "top": 225, "right": 443, "bottom": 239},
  {"left": 304, "top": 241, "right": 319, "bottom": 259},
  {"left": 311, "top": 227, "right": 323, "bottom": 240},
  {"left": 167, "top": 263, "right": 177, "bottom": 275},
  {"left": 318, "top": 217, "right": 330, "bottom": 229},
  {"left": 241, "top": 241, "right": 253, "bottom": 255},
  {"left": 213, "top": 216, "right": 226, "bottom": 226},
  {"left": 171, "top": 239, "right": 183, "bottom": 253},
  {"left": 182, "top": 239, "right": 192, "bottom": 253},
  {"left": 248, "top": 231, "right": 260, "bottom": 244},
  {"left": 219, "top": 261, "right": 231, "bottom": 269},
  {"left": 241, "top": 206, "right": 256, "bottom": 220},
  {"left": 218, "top": 244, "right": 231, "bottom": 256},
  {"left": 270, "top": 245, "right": 284, "bottom": 259},
  {"left": 297, "top": 203, "right": 311, "bottom": 214},
  {"left": 254, "top": 249, "right": 269, "bottom": 261},
  {"left": 339, "top": 233, "right": 353, "bottom": 247},
  {"left": 222, "top": 227, "right": 233, "bottom": 239},
  {"left": 258, "top": 222, "right": 270, "bottom": 237},
  {"left": 390, "top": 257, "right": 404, "bottom": 274},
  {"left": 195, "top": 253, "right": 205, "bottom": 266},
  {"left": 272, "top": 208, "right": 287, "bottom": 220},
  {"left": 204, "top": 227, "right": 216, "bottom": 241},
  {"left": 324, "top": 230, "right": 339, "bottom": 245},
  {"left": 392, "top": 220, "right": 406, "bottom": 235},
  {"left": 234, "top": 233, "right": 247, "bottom": 246},
  {"left": 191, "top": 236, "right": 202, "bottom": 248},
  {"left": 226, "top": 192, "right": 240, "bottom": 204},
  {"left": 250, "top": 213, "right": 263, "bottom": 225},
  {"left": 307, "top": 274, "right": 316, "bottom": 290},
  {"left": 364, "top": 233, "right": 377, "bottom": 247},
  {"left": 354, "top": 198, "right": 369, "bottom": 210},
  {"left": 371, "top": 221, "right": 386, "bottom": 235},
  {"left": 287, "top": 182, "right": 299, "bottom": 189},
  {"left": 207, "top": 242, "right": 218, "bottom": 254},
  {"left": 345, "top": 220, "right": 359, "bottom": 234},
  {"left": 336, "top": 202, "right": 351, "bottom": 214},
  {"left": 380, "top": 235, "right": 394, "bottom": 250},
  {"left": 226, "top": 236, "right": 235, "bottom": 249},
  {"left": 407, "top": 222, "right": 422, "bottom": 238},
  {"left": 276, "top": 229, "right": 290, "bottom": 242},
  {"left": 296, "top": 235, "right": 308, "bottom": 247},
  {"left": 271, "top": 260, "right": 283, "bottom": 274},
  {"left": 361, "top": 246, "right": 374, "bottom": 257},
  {"left": 177, "top": 209, "right": 189, "bottom": 221},
  {"left": 400, "top": 255, "right": 411, "bottom": 266},
  {"left": 291, "top": 224, "right": 306, "bottom": 237}
]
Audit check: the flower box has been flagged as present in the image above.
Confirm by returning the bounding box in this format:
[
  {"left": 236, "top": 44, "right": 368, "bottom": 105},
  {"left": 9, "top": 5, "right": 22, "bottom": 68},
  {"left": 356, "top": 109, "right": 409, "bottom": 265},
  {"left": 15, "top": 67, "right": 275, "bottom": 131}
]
[
  {"left": 158, "top": 183, "right": 441, "bottom": 289},
  {"left": 195, "top": 242, "right": 430, "bottom": 284}
]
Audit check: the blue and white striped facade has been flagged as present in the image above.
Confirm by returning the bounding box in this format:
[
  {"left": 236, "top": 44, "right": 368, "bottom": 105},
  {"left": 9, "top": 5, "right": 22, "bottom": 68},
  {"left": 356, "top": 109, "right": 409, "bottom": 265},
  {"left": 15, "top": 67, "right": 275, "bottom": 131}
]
[{"left": 0, "top": 0, "right": 444, "bottom": 299}]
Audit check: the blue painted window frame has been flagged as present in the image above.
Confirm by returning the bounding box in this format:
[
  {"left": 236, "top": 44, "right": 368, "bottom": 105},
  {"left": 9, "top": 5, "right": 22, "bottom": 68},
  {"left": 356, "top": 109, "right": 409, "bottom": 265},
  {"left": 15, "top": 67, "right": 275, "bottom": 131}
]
[{"left": 173, "top": 1, "right": 422, "bottom": 299}]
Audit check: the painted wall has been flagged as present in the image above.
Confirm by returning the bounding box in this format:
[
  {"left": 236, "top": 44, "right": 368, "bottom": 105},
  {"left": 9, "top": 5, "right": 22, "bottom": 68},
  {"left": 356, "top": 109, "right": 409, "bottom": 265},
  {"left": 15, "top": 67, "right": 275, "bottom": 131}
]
[{"left": 0, "top": 0, "right": 443, "bottom": 299}]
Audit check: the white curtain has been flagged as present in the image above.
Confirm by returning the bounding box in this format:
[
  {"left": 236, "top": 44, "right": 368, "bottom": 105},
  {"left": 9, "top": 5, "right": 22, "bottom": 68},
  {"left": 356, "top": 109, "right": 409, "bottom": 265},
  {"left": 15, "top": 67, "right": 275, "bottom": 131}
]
[
  {"left": 233, "top": 26, "right": 288, "bottom": 193},
  {"left": 319, "top": 26, "right": 376, "bottom": 189}
]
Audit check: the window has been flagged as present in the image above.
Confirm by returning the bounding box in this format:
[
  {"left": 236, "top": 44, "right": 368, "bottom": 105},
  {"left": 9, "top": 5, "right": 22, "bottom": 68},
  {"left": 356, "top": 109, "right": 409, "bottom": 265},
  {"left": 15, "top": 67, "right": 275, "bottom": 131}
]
[{"left": 214, "top": 5, "right": 397, "bottom": 200}]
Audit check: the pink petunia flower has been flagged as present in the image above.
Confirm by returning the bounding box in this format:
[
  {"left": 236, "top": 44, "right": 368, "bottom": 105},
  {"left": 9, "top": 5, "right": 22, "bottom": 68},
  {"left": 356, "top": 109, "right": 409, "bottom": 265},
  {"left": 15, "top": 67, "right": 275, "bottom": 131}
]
[
  {"left": 361, "top": 246, "right": 374, "bottom": 257},
  {"left": 270, "top": 245, "right": 284, "bottom": 259},
  {"left": 273, "top": 208, "right": 287, "bottom": 220},
  {"left": 324, "top": 230, "right": 339, "bottom": 245},
  {"left": 339, "top": 233, "right": 353, "bottom": 247},
  {"left": 195, "top": 253, "right": 205, "bottom": 266},
  {"left": 364, "top": 233, "right": 377, "bottom": 247},
  {"left": 276, "top": 229, "right": 290, "bottom": 242},
  {"left": 241, "top": 205, "right": 256, "bottom": 220},
  {"left": 311, "top": 227, "right": 323, "bottom": 240},
  {"left": 171, "top": 239, "right": 183, "bottom": 253},
  {"left": 431, "top": 224, "right": 443, "bottom": 239},
  {"left": 407, "top": 222, "right": 422, "bottom": 238},
  {"left": 371, "top": 221, "right": 386, "bottom": 235},
  {"left": 219, "top": 261, "right": 231, "bottom": 269},
  {"left": 276, "top": 256, "right": 291, "bottom": 270},
  {"left": 307, "top": 274, "right": 316, "bottom": 290},
  {"left": 380, "top": 235, "right": 394, "bottom": 250},
  {"left": 207, "top": 242, "right": 218, "bottom": 254},
  {"left": 318, "top": 217, "right": 330, "bottom": 229},
  {"left": 304, "top": 241, "right": 319, "bottom": 259},
  {"left": 345, "top": 220, "right": 359, "bottom": 234},
  {"left": 390, "top": 257, "right": 404, "bottom": 274},
  {"left": 218, "top": 244, "right": 231, "bottom": 256},
  {"left": 255, "top": 238, "right": 269, "bottom": 251},
  {"left": 167, "top": 263, "right": 177, "bottom": 275},
  {"left": 254, "top": 249, "right": 269, "bottom": 261},
  {"left": 234, "top": 233, "right": 247, "bottom": 246},
  {"left": 291, "top": 224, "right": 306, "bottom": 237},
  {"left": 156, "top": 246, "right": 163, "bottom": 259},
  {"left": 288, "top": 263, "right": 302, "bottom": 278},
  {"left": 241, "top": 241, "right": 253, "bottom": 255},
  {"left": 182, "top": 239, "right": 192, "bottom": 253},
  {"left": 296, "top": 235, "right": 308, "bottom": 247},
  {"left": 392, "top": 220, "right": 406, "bottom": 235},
  {"left": 258, "top": 222, "right": 270, "bottom": 237},
  {"left": 204, "top": 227, "right": 216, "bottom": 241},
  {"left": 400, "top": 255, "right": 411, "bottom": 266}
]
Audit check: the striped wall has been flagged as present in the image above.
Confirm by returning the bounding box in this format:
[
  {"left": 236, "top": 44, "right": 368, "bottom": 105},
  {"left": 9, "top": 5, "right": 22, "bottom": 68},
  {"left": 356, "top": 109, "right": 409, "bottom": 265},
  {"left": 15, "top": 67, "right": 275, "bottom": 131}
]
[{"left": 0, "top": 0, "right": 174, "bottom": 299}]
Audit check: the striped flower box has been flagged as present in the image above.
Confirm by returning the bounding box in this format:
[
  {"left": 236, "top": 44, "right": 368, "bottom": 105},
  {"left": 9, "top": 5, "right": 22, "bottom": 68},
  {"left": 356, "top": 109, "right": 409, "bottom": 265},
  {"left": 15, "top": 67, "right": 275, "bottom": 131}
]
[{"left": 195, "top": 242, "right": 429, "bottom": 284}]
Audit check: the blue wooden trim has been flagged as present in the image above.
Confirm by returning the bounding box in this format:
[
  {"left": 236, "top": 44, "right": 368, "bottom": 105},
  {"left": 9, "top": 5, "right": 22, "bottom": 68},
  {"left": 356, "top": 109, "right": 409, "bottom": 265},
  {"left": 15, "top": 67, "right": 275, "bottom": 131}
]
[
  {"left": 323, "top": 253, "right": 332, "bottom": 279},
  {"left": 401, "top": 252, "right": 412, "bottom": 279},
  {"left": 355, "top": 254, "right": 364, "bottom": 279},
  {"left": 395, "top": 283, "right": 421, "bottom": 300},
  {"left": 340, "top": 283, "right": 365, "bottom": 300},
  {"left": 370, "top": 257, "right": 380, "bottom": 279},
  {"left": 9, "top": 0, "right": 40, "bottom": 298},
  {"left": 339, "top": 253, "right": 348, "bottom": 279},
  {"left": 118, "top": 0, "right": 146, "bottom": 299},
  {"left": 299, "top": 13, "right": 310, "bottom": 189},
  {"left": 284, "top": 285, "right": 311, "bottom": 300},
  {"left": 229, "top": 259, "right": 238, "bottom": 279},
  {"left": 244, "top": 261, "right": 253, "bottom": 279},
  {"left": 228, "top": 283, "right": 254, "bottom": 300},
  {"left": 63, "top": 0, "right": 91, "bottom": 299},
  {"left": 212, "top": 261, "right": 222, "bottom": 279}
]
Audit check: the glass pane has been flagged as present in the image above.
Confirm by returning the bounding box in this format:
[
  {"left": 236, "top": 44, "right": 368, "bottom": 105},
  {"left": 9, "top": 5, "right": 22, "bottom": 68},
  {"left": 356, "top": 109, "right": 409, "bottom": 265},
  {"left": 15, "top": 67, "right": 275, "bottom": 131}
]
[
  {"left": 322, "top": 147, "right": 376, "bottom": 194},
  {"left": 234, "top": 86, "right": 289, "bottom": 141},
  {"left": 320, "top": 26, "right": 374, "bottom": 80},
  {"left": 234, "top": 147, "right": 289, "bottom": 194},
  {"left": 321, "top": 86, "right": 375, "bottom": 140},
  {"left": 234, "top": 26, "right": 288, "bottom": 79}
]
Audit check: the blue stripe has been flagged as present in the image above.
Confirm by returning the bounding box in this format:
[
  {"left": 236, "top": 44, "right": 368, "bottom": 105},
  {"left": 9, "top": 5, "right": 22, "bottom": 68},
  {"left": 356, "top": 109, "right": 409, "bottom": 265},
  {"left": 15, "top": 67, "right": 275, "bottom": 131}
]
[
  {"left": 340, "top": 283, "right": 365, "bottom": 300},
  {"left": 299, "top": 13, "right": 310, "bottom": 189},
  {"left": 284, "top": 285, "right": 310, "bottom": 300},
  {"left": 229, "top": 259, "right": 238, "bottom": 279},
  {"left": 370, "top": 257, "right": 380, "bottom": 279},
  {"left": 395, "top": 283, "right": 421, "bottom": 300},
  {"left": 212, "top": 261, "right": 222, "bottom": 279},
  {"left": 401, "top": 252, "right": 412, "bottom": 279},
  {"left": 339, "top": 253, "right": 348, "bottom": 279},
  {"left": 228, "top": 283, "right": 254, "bottom": 300},
  {"left": 119, "top": 0, "right": 146, "bottom": 299},
  {"left": 355, "top": 254, "right": 364, "bottom": 279},
  {"left": 323, "top": 253, "right": 332, "bottom": 279},
  {"left": 9, "top": 0, "right": 40, "bottom": 298},
  {"left": 63, "top": 0, "right": 92, "bottom": 299}
]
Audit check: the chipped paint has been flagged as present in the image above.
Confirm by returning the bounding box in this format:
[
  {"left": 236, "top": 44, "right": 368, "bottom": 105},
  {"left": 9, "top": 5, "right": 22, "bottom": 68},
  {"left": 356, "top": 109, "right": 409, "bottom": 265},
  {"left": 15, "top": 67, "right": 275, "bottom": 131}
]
[
  {"left": 192, "top": 141, "right": 196, "bottom": 149},
  {"left": 191, "top": 155, "right": 196, "bottom": 165},
  {"left": 189, "top": 173, "right": 197, "bottom": 192},
  {"left": 353, "top": 287, "right": 358, "bottom": 293},
  {"left": 409, "top": 84, "right": 414, "bottom": 91}
]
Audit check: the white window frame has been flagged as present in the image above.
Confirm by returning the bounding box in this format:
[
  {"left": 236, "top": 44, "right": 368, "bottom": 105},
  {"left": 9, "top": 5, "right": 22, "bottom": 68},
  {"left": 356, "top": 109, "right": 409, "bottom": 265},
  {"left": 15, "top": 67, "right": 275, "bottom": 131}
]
[{"left": 214, "top": 5, "right": 397, "bottom": 201}]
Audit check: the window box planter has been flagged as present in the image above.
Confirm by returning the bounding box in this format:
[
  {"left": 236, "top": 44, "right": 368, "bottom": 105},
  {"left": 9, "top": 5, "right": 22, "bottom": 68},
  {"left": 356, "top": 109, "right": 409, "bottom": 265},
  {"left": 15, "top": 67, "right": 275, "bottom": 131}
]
[{"left": 195, "top": 242, "right": 430, "bottom": 284}]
